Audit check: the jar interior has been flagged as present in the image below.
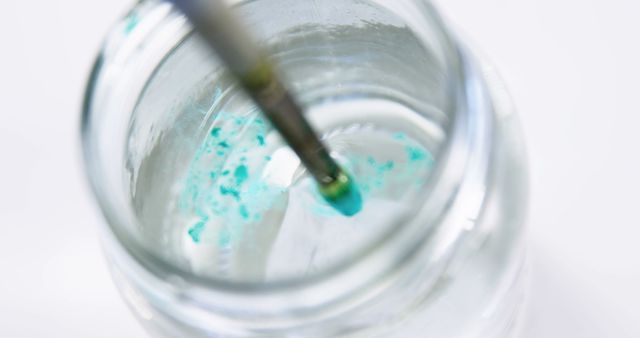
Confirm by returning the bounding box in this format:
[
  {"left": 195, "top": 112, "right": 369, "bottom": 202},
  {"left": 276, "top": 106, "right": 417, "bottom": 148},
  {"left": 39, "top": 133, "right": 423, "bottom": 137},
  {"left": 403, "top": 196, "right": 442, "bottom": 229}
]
[{"left": 123, "top": 0, "right": 455, "bottom": 282}]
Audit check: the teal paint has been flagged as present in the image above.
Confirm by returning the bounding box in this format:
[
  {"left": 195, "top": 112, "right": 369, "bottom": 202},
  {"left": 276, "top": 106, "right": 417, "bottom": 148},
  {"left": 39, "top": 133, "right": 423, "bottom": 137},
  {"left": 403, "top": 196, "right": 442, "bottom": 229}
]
[
  {"left": 179, "top": 107, "right": 281, "bottom": 244},
  {"left": 323, "top": 177, "right": 362, "bottom": 217},
  {"left": 188, "top": 220, "right": 207, "bottom": 243},
  {"left": 239, "top": 204, "right": 250, "bottom": 219},
  {"left": 218, "top": 228, "right": 231, "bottom": 246},
  {"left": 124, "top": 12, "right": 139, "bottom": 34},
  {"left": 234, "top": 165, "right": 248, "bottom": 185},
  {"left": 220, "top": 185, "right": 240, "bottom": 200},
  {"left": 381, "top": 161, "right": 394, "bottom": 171},
  {"left": 393, "top": 132, "right": 406, "bottom": 140},
  {"left": 179, "top": 104, "right": 434, "bottom": 245},
  {"left": 406, "top": 146, "right": 427, "bottom": 161}
]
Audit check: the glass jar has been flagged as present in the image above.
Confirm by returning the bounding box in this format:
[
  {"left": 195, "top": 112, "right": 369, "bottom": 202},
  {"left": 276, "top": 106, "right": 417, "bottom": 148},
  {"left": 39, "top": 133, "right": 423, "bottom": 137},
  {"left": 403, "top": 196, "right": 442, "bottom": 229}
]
[{"left": 82, "top": 0, "right": 527, "bottom": 337}]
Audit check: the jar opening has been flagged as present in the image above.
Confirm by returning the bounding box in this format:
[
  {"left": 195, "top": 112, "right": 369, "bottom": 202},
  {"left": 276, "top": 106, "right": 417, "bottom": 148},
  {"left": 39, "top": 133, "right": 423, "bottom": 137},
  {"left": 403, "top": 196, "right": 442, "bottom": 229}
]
[{"left": 82, "top": 0, "right": 493, "bottom": 320}]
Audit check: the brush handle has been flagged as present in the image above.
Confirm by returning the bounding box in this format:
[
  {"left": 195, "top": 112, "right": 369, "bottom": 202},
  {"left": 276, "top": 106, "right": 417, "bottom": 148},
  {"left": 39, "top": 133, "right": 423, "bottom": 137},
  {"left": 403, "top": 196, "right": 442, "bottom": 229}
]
[{"left": 167, "top": 0, "right": 341, "bottom": 184}]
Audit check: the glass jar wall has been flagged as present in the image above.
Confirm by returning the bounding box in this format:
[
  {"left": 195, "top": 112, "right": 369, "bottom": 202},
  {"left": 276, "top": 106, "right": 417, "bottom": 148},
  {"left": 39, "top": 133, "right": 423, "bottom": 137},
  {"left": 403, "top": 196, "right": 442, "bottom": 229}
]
[{"left": 82, "top": 0, "right": 527, "bottom": 337}]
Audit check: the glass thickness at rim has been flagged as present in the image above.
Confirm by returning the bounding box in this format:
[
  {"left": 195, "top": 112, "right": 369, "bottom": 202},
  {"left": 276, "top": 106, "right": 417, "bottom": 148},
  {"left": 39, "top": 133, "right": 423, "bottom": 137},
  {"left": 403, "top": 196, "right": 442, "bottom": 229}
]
[{"left": 81, "top": 0, "right": 484, "bottom": 302}]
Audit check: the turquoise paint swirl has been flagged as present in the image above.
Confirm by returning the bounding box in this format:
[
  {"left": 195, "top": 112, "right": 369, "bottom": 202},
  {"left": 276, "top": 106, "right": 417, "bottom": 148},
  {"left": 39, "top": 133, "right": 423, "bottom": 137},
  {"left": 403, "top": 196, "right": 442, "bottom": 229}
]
[{"left": 179, "top": 107, "right": 433, "bottom": 245}]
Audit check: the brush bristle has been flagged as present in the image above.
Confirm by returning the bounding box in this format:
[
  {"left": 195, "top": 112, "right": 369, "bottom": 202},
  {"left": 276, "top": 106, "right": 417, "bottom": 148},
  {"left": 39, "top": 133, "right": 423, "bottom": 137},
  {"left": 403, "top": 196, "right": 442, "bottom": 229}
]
[{"left": 319, "top": 170, "right": 363, "bottom": 216}]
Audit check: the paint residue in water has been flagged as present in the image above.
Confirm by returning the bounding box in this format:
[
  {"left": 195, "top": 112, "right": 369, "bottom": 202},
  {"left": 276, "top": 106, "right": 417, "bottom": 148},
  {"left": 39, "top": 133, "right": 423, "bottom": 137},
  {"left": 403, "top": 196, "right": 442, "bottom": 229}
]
[
  {"left": 180, "top": 105, "right": 433, "bottom": 245},
  {"left": 309, "top": 136, "right": 433, "bottom": 217},
  {"left": 234, "top": 165, "right": 248, "bottom": 184},
  {"left": 124, "top": 12, "right": 139, "bottom": 34},
  {"left": 180, "top": 108, "right": 285, "bottom": 245},
  {"left": 188, "top": 219, "right": 207, "bottom": 243}
]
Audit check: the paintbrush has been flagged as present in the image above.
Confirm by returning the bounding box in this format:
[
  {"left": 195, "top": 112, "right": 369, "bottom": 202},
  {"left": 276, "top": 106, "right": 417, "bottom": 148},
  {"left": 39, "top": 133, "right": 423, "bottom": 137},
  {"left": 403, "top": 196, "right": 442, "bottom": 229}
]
[{"left": 166, "top": 0, "right": 362, "bottom": 215}]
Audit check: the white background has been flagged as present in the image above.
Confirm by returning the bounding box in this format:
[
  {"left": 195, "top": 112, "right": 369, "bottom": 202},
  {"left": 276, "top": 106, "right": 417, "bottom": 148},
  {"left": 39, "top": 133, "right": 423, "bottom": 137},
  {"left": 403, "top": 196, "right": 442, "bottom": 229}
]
[{"left": 1, "top": 0, "right": 638, "bottom": 337}]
